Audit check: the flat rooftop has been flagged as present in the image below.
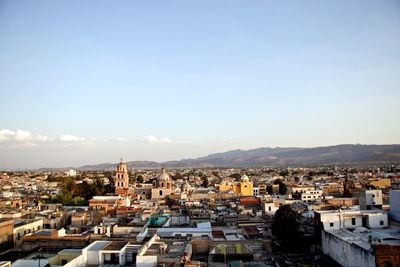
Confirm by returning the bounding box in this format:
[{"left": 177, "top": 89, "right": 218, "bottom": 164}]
[
  {"left": 87, "top": 241, "right": 109, "bottom": 251},
  {"left": 101, "top": 241, "right": 129, "bottom": 251},
  {"left": 23, "top": 252, "right": 56, "bottom": 260},
  {"left": 326, "top": 227, "right": 400, "bottom": 250}
]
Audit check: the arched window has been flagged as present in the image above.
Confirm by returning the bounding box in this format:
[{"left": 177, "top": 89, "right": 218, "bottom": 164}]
[
  {"left": 161, "top": 182, "right": 164, "bottom": 187},
  {"left": 160, "top": 190, "right": 163, "bottom": 196}
]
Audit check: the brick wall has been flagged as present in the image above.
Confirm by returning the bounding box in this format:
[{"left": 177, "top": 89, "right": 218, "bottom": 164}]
[{"left": 375, "top": 244, "right": 400, "bottom": 267}]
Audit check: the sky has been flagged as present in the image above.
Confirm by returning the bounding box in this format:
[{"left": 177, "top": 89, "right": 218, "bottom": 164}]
[{"left": 0, "top": 0, "right": 400, "bottom": 169}]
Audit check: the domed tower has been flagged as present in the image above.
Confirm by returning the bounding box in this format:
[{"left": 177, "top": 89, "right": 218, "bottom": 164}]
[
  {"left": 151, "top": 168, "right": 173, "bottom": 199},
  {"left": 181, "top": 180, "right": 193, "bottom": 193},
  {"left": 240, "top": 174, "right": 253, "bottom": 196},
  {"left": 155, "top": 168, "right": 172, "bottom": 189},
  {"left": 115, "top": 158, "right": 129, "bottom": 195},
  {"left": 240, "top": 174, "right": 250, "bottom": 183}
]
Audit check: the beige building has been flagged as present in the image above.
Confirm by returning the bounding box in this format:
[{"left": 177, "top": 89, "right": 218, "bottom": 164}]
[
  {"left": 151, "top": 169, "right": 173, "bottom": 199},
  {"left": 13, "top": 219, "right": 43, "bottom": 246},
  {"left": 115, "top": 159, "right": 129, "bottom": 196},
  {"left": 0, "top": 219, "right": 13, "bottom": 250}
]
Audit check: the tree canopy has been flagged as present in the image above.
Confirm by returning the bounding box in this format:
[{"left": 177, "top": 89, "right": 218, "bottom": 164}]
[
  {"left": 272, "top": 205, "right": 302, "bottom": 251},
  {"left": 51, "top": 177, "right": 112, "bottom": 205}
]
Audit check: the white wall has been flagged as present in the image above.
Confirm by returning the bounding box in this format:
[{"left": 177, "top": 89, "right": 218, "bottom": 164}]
[
  {"left": 63, "top": 255, "right": 85, "bottom": 267},
  {"left": 389, "top": 190, "right": 400, "bottom": 222},
  {"left": 136, "top": 255, "right": 157, "bottom": 267},
  {"left": 319, "top": 211, "right": 388, "bottom": 230},
  {"left": 321, "top": 230, "right": 375, "bottom": 267},
  {"left": 367, "top": 213, "right": 388, "bottom": 228},
  {"left": 360, "top": 190, "right": 383, "bottom": 209},
  {"left": 263, "top": 203, "right": 278, "bottom": 215},
  {"left": 12, "top": 259, "right": 49, "bottom": 267}
]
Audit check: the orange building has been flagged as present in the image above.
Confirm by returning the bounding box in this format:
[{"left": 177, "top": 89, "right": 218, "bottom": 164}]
[
  {"left": 0, "top": 219, "right": 13, "bottom": 250},
  {"left": 369, "top": 179, "right": 391, "bottom": 188}
]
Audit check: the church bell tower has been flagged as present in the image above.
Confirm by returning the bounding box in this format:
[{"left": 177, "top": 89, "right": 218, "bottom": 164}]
[{"left": 115, "top": 158, "right": 129, "bottom": 196}]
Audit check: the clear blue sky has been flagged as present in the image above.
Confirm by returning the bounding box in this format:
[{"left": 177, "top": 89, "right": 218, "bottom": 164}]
[{"left": 1, "top": 0, "right": 399, "bottom": 169}]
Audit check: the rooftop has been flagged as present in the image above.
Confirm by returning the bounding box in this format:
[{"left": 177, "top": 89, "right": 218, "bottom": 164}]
[
  {"left": 87, "top": 241, "right": 109, "bottom": 251},
  {"left": 326, "top": 227, "right": 400, "bottom": 250},
  {"left": 101, "top": 241, "right": 129, "bottom": 251}
]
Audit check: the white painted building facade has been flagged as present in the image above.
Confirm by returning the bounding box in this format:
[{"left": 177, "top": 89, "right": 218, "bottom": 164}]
[
  {"left": 301, "top": 190, "right": 323, "bottom": 202},
  {"left": 315, "top": 210, "right": 388, "bottom": 231}
]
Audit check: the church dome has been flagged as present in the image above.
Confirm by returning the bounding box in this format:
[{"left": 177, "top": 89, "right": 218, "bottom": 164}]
[
  {"left": 182, "top": 180, "right": 191, "bottom": 190},
  {"left": 158, "top": 168, "right": 171, "bottom": 181},
  {"left": 117, "top": 158, "right": 127, "bottom": 173},
  {"left": 240, "top": 174, "right": 250, "bottom": 182}
]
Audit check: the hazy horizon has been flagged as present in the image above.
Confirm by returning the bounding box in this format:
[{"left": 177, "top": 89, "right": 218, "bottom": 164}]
[{"left": 1, "top": 0, "right": 400, "bottom": 169}]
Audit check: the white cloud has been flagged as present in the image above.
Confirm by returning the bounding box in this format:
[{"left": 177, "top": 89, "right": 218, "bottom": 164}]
[
  {"left": 144, "top": 135, "right": 159, "bottom": 143},
  {"left": 36, "top": 134, "right": 52, "bottom": 142},
  {"left": 160, "top": 137, "right": 172, "bottom": 143},
  {"left": 115, "top": 137, "right": 129, "bottom": 142},
  {"left": 143, "top": 135, "right": 173, "bottom": 144},
  {"left": 60, "top": 134, "right": 85, "bottom": 142},
  {"left": 0, "top": 129, "right": 15, "bottom": 142},
  {"left": 0, "top": 130, "right": 186, "bottom": 146},
  {"left": 14, "top": 130, "right": 33, "bottom": 142},
  {"left": 90, "top": 137, "right": 109, "bottom": 142}
]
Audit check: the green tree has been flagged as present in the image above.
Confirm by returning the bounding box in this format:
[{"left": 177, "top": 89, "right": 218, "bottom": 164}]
[
  {"left": 136, "top": 174, "right": 144, "bottom": 183},
  {"left": 279, "top": 169, "right": 289, "bottom": 177},
  {"left": 202, "top": 176, "right": 209, "bottom": 188},
  {"left": 173, "top": 172, "right": 183, "bottom": 181},
  {"left": 165, "top": 196, "right": 176, "bottom": 208},
  {"left": 272, "top": 205, "right": 302, "bottom": 251},
  {"left": 273, "top": 179, "right": 287, "bottom": 194},
  {"left": 229, "top": 173, "right": 241, "bottom": 179}
]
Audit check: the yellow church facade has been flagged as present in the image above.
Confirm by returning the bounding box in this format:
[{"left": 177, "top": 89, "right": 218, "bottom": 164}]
[{"left": 216, "top": 174, "right": 254, "bottom": 196}]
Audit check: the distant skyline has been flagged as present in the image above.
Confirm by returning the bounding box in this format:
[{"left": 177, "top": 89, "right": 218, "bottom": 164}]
[{"left": 1, "top": 0, "right": 400, "bottom": 169}]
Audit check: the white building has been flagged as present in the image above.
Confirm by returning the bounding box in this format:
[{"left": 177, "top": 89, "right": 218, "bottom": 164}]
[
  {"left": 321, "top": 227, "right": 400, "bottom": 267},
  {"left": 12, "top": 249, "right": 84, "bottom": 267},
  {"left": 389, "top": 189, "right": 400, "bottom": 222},
  {"left": 359, "top": 189, "right": 383, "bottom": 210},
  {"left": 66, "top": 169, "right": 77, "bottom": 177},
  {"left": 81, "top": 240, "right": 138, "bottom": 266},
  {"left": 301, "top": 190, "right": 323, "bottom": 202},
  {"left": 156, "top": 221, "right": 212, "bottom": 238},
  {"left": 262, "top": 202, "right": 279, "bottom": 215},
  {"left": 253, "top": 187, "right": 260, "bottom": 196},
  {"left": 315, "top": 210, "right": 388, "bottom": 231}
]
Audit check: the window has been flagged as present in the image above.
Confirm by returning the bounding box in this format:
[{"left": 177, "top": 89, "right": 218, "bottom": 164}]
[
  {"left": 160, "top": 190, "right": 163, "bottom": 196},
  {"left": 380, "top": 221, "right": 384, "bottom": 226},
  {"left": 352, "top": 218, "right": 356, "bottom": 225},
  {"left": 330, "top": 223, "right": 334, "bottom": 227}
]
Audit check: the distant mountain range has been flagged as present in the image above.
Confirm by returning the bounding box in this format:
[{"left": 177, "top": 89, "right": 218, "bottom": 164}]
[{"left": 78, "top": 144, "right": 400, "bottom": 170}]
